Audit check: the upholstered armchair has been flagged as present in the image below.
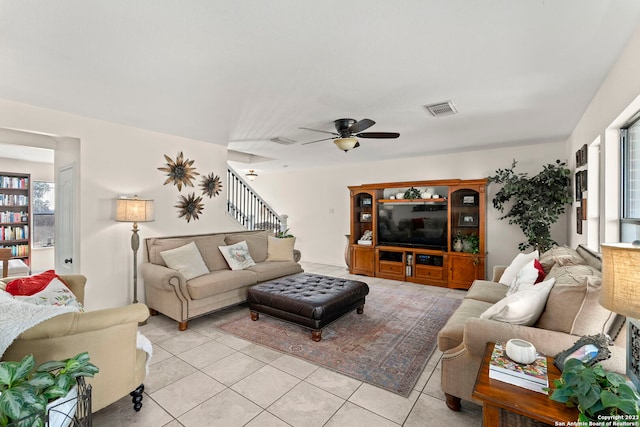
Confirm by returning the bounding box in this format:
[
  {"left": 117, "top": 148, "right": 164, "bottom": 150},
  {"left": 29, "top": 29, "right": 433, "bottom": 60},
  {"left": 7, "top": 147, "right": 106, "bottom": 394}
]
[{"left": 0, "top": 274, "right": 150, "bottom": 413}]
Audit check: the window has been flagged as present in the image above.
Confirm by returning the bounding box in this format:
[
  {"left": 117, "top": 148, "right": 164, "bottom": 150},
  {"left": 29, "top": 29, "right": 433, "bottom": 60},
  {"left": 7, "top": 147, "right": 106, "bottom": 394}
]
[
  {"left": 33, "top": 181, "right": 54, "bottom": 248},
  {"left": 621, "top": 118, "right": 640, "bottom": 241}
]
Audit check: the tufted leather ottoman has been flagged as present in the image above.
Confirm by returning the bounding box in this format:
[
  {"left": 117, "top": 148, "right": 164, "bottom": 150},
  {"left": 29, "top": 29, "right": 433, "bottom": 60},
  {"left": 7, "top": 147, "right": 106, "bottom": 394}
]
[{"left": 247, "top": 273, "right": 369, "bottom": 341}]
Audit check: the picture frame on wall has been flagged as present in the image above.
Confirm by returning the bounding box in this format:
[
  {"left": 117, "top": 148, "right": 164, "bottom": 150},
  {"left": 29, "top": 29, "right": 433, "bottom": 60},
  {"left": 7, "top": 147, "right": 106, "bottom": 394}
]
[
  {"left": 577, "top": 206, "right": 583, "bottom": 234},
  {"left": 458, "top": 213, "right": 479, "bottom": 227}
]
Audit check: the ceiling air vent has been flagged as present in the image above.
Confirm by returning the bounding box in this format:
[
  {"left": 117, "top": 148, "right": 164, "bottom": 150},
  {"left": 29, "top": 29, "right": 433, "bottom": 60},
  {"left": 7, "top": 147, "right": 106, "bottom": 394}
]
[
  {"left": 270, "top": 137, "right": 297, "bottom": 145},
  {"left": 425, "top": 101, "right": 458, "bottom": 117}
]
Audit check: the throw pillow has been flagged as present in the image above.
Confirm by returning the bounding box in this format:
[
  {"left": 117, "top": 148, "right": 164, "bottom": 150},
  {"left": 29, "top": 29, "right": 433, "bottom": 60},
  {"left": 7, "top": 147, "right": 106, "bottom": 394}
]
[
  {"left": 218, "top": 241, "right": 257, "bottom": 270},
  {"left": 160, "top": 241, "right": 210, "bottom": 280},
  {"left": 533, "top": 259, "right": 546, "bottom": 283},
  {"left": 5, "top": 270, "right": 58, "bottom": 296},
  {"left": 266, "top": 236, "right": 295, "bottom": 262},
  {"left": 538, "top": 245, "right": 587, "bottom": 274},
  {"left": 499, "top": 250, "right": 539, "bottom": 286},
  {"left": 480, "top": 278, "right": 555, "bottom": 325},
  {"left": 506, "top": 259, "right": 541, "bottom": 296},
  {"left": 224, "top": 230, "right": 270, "bottom": 263},
  {"left": 14, "top": 277, "right": 84, "bottom": 311}
]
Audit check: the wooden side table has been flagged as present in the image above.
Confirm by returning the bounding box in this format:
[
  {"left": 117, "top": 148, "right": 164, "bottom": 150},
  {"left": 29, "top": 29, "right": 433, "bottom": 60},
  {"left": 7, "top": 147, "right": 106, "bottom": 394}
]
[{"left": 472, "top": 342, "right": 578, "bottom": 427}]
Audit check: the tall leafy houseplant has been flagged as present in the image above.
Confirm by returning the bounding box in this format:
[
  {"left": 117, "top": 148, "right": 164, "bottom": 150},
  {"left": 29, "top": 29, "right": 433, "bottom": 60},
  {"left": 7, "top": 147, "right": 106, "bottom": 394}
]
[{"left": 488, "top": 159, "right": 571, "bottom": 252}]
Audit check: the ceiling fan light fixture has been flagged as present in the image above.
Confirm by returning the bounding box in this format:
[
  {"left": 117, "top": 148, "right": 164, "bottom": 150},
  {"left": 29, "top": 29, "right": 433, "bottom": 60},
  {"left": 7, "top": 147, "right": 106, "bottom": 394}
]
[
  {"left": 334, "top": 137, "right": 358, "bottom": 152},
  {"left": 245, "top": 169, "right": 258, "bottom": 181}
]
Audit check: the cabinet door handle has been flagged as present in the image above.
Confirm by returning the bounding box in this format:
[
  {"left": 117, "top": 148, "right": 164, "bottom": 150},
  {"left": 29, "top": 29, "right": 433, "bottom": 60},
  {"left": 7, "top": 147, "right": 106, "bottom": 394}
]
[{"left": 64, "top": 258, "right": 73, "bottom": 264}]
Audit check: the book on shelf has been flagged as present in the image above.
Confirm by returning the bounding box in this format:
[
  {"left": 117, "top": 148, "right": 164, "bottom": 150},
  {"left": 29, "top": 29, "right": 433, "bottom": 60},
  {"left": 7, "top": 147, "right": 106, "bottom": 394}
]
[{"left": 489, "top": 341, "right": 549, "bottom": 394}]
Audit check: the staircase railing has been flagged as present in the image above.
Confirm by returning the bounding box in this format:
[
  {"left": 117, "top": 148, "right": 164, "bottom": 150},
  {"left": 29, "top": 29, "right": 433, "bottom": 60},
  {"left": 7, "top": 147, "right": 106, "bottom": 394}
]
[{"left": 227, "top": 166, "right": 287, "bottom": 233}]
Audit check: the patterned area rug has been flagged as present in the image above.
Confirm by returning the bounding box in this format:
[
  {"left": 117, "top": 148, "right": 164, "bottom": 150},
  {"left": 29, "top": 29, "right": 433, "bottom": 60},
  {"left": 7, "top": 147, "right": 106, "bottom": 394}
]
[{"left": 218, "top": 284, "right": 461, "bottom": 397}]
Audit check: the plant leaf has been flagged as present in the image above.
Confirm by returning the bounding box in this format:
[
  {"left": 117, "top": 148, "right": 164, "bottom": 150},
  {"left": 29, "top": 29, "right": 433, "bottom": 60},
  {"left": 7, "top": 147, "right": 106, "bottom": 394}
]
[
  {"left": 0, "top": 388, "right": 25, "bottom": 420},
  {"left": 600, "top": 389, "right": 619, "bottom": 408}
]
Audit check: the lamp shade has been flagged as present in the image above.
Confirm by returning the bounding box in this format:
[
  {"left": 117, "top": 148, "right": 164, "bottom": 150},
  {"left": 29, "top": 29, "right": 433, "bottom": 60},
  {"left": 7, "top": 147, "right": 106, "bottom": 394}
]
[
  {"left": 115, "top": 197, "right": 155, "bottom": 223},
  {"left": 600, "top": 243, "right": 640, "bottom": 318},
  {"left": 334, "top": 137, "right": 358, "bottom": 151}
]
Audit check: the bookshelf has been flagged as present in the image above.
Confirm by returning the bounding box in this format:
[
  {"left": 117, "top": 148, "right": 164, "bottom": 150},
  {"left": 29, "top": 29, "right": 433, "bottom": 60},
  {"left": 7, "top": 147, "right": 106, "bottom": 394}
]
[{"left": 0, "top": 172, "right": 30, "bottom": 266}]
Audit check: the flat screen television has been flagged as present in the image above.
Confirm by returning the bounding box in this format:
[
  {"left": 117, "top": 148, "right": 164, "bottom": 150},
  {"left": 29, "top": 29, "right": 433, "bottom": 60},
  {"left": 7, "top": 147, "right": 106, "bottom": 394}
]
[{"left": 377, "top": 203, "right": 448, "bottom": 250}]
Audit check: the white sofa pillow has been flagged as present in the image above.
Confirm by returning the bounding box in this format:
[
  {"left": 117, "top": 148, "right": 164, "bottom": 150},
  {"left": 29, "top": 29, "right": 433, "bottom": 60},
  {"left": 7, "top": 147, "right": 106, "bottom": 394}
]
[
  {"left": 219, "top": 241, "right": 256, "bottom": 270},
  {"left": 14, "top": 278, "right": 84, "bottom": 311},
  {"left": 506, "top": 259, "right": 542, "bottom": 296},
  {"left": 480, "top": 278, "right": 555, "bottom": 325},
  {"left": 499, "top": 250, "right": 539, "bottom": 286},
  {"left": 160, "top": 241, "right": 209, "bottom": 280}
]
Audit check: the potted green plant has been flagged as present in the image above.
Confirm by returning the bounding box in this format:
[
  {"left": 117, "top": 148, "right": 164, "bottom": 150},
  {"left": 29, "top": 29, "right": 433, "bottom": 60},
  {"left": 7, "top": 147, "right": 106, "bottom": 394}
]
[
  {"left": 547, "top": 358, "right": 639, "bottom": 422},
  {"left": 0, "top": 352, "right": 99, "bottom": 427},
  {"left": 462, "top": 233, "right": 480, "bottom": 254},
  {"left": 276, "top": 228, "right": 294, "bottom": 238},
  {"left": 488, "top": 159, "right": 571, "bottom": 252}
]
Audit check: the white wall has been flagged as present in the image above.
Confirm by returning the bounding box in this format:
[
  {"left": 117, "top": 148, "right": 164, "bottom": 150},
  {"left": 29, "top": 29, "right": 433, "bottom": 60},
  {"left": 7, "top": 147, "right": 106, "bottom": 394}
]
[
  {"left": 0, "top": 157, "right": 55, "bottom": 272},
  {"left": 566, "top": 24, "right": 640, "bottom": 248},
  {"left": 0, "top": 99, "right": 241, "bottom": 310},
  {"left": 248, "top": 140, "right": 568, "bottom": 275}
]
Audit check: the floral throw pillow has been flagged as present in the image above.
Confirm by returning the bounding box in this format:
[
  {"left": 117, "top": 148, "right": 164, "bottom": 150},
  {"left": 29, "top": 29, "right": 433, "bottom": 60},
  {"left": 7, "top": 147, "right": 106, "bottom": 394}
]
[
  {"left": 218, "top": 241, "right": 256, "bottom": 270},
  {"left": 14, "top": 277, "right": 84, "bottom": 311}
]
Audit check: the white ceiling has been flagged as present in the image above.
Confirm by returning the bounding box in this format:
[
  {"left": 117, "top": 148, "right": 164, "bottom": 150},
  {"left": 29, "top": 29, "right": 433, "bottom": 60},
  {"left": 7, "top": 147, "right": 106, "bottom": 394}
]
[{"left": 1, "top": 1, "right": 640, "bottom": 174}]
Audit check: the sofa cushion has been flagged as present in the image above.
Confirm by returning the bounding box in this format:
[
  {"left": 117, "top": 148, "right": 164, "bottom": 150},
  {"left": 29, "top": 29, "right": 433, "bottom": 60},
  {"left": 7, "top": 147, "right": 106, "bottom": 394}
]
[
  {"left": 506, "top": 259, "right": 544, "bottom": 296},
  {"left": 438, "top": 298, "right": 494, "bottom": 352},
  {"left": 499, "top": 251, "right": 538, "bottom": 285},
  {"left": 146, "top": 236, "right": 194, "bottom": 267},
  {"left": 193, "top": 235, "right": 229, "bottom": 271},
  {"left": 480, "top": 278, "right": 555, "bottom": 326},
  {"left": 225, "top": 230, "right": 270, "bottom": 263},
  {"left": 266, "top": 236, "right": 295, "bottom": 262},
  {"left": 13, "top": 277, "right": 85, "bottom": 311},
  {"left": 160, "top": 241, "right": 210, "bottom": 280},
  {"left": 186, "top": 269, "right": 258, "bottom": 300},
  {"left": 245, "top": 261, "right": 304, "bottom": 282},
  {"left": 538, "top": 245, "right": 587, "bottom": 274},
  {"left": 535, "top": 264, "right": 618, "bottom": 336},
  {"left": 219, "top": 241, "right": 257, "bottom": 270},
  {"left": 465, "top": 280, "right": 508, "bottom": 304}
]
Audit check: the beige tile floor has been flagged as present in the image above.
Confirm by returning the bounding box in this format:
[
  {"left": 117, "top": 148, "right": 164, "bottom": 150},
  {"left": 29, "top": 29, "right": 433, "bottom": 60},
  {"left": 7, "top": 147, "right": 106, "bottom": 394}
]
[{"left": 93, "top": 262, "right": 483, "bottom": 426}]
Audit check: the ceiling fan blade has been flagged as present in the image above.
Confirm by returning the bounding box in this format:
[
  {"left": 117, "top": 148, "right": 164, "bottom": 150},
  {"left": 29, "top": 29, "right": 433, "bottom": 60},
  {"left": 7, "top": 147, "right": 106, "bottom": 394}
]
[
  {"left": 302, "top": 136, "right": 335, "bottom": 145},
  {"left": 347, "top": 119, "right": 375, "bottom": 134},
  {"left": 299, "top": 127, "right": 339, "bottom": 136},
  {"left": 356, "top": 132, "right": 400, "bottom": 139}
]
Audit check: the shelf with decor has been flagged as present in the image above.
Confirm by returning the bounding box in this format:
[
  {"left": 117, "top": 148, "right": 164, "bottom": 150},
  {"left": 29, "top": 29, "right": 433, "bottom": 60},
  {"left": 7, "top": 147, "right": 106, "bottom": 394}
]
[
  {"left": 348, "top": 179, "right": 486, "bottom": 289},
  {"left": 0, "top": 172, "right": 31, "bottom": 266}
]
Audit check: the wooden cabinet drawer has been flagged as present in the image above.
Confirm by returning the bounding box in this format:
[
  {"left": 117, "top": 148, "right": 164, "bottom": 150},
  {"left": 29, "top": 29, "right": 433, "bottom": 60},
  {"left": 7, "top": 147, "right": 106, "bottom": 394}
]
[
  {"left": 379, "top": 261, "right": 404, "bottom": 275},
  {"left": 415, "top": 265, "right": 444, "bottom": 280}
]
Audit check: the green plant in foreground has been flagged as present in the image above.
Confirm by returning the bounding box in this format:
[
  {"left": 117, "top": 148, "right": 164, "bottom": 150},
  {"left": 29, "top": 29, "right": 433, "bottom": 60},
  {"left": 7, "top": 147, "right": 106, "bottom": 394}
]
[
  {"left": 488, "top": 159, "right": 571, "bottom": 252},
  {"left": 547, "top": 358, "right": 639, "bottom": 422},
  {"left": 0, "top": 352, "right": 99, "bottom": 427},
  {"left": 276, "top": 228, "right": 294, "bottom": 238}
]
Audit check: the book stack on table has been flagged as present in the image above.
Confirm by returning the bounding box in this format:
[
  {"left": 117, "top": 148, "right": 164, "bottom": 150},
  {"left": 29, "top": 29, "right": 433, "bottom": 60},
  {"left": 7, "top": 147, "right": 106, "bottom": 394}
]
[{"left": 489, "top": 341, "right": 549, "bottom": 394}]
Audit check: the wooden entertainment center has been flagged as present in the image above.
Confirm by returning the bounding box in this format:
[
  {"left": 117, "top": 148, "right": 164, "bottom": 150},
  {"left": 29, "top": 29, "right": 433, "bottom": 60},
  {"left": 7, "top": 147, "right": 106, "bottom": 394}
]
[{"left": 348, "top": 178, "right": 487, "bottom": 289}]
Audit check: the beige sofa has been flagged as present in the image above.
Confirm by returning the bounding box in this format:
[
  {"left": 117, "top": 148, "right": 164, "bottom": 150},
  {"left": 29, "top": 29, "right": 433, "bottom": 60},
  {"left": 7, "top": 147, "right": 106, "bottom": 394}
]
[
  {"left": 1, "top": 275, "right": 149, "bottom": 413},
  {"left": 438, "top": 245, "right": 627, "bottom": 411},
  {"left": 140, "top": 230, "right": 303, "bottom": 330}
]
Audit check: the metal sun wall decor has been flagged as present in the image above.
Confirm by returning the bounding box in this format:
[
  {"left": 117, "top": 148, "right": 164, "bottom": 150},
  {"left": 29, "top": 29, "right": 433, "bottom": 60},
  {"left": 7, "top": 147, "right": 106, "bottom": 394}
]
[
  {"left": 175, "top": 193, "right": 204, "bottom": 223},
  {"left": 158, "top": 152, "right": 224, "bottom": 222},
  {"left": 158, "top": 151, "right": 199, "bottom": 191},
  {"left": 201, "top": 173, "right": 223, "bottom": 198}
]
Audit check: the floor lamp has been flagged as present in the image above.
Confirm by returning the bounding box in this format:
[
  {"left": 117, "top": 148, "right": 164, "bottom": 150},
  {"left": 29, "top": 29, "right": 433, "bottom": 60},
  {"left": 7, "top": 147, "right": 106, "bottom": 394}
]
[
  {"left": 115, "top": 196, "right": 154, "bottom": 304},
  {"left": 600, "top": 242, "right": 640, "bottom": 392}
]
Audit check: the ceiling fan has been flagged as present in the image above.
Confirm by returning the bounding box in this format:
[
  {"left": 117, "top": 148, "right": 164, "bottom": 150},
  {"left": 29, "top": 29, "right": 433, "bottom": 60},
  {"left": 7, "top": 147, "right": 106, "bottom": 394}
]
[{"left": 300, "top": 118, "right": 400, "bottom": 152}]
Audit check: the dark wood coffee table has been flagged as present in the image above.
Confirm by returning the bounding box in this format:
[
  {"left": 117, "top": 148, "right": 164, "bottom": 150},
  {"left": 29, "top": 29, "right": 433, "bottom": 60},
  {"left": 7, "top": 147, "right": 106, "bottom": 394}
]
[{"left": 472, "top": 342, "right": 578, "bottom": 427}]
